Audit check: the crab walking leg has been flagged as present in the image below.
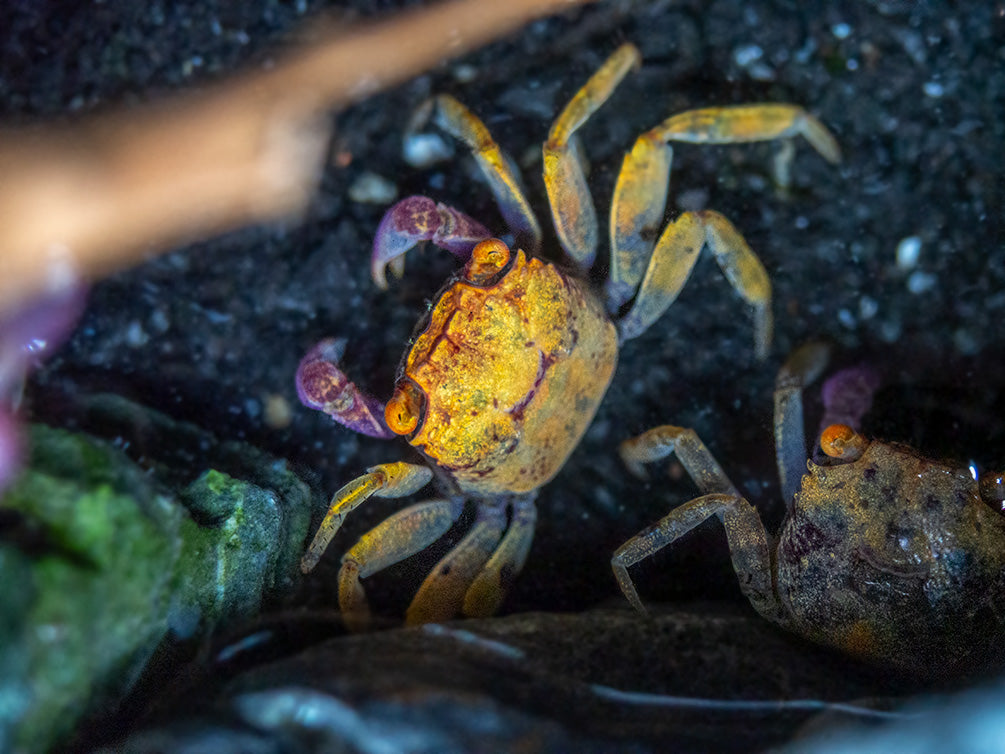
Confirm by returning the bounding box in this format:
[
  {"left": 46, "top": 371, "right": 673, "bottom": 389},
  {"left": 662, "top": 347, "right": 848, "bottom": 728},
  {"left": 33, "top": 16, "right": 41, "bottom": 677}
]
[
  {"left": 607, "top": 137, "right": 672, "bottom": 310},
  {"left": 432, "top": 94, "right": 542, "bottom": 255},
  {"left": 543, "top": 43, "right": 640, "bottom": 269},
  {"left": 774, "top": 342, "right": 831, "bottom": 505},
  {"left": 655, "top": 105, "right": 841, "bottom": 160},
  {"left": 300, "top": 461, "right": 433, "bottom": 573},
  {"left": 338, "top": 497, "right": 465, "bottom": 631},
  {"left": 463, "top": 497, "right": 538, "bottom": 618},
  {"left": 619, "top": 425, "right": 741, "bottom": 497},
  {"left": 608, "top": 103, "right": 840, "bottom": 312},
  {"left": 612, "top": 492, "right": 782, "bottom": 623},
  {"left": 616, "top": 210, "right": 772, "bottom": 357},
  {"left": 702, "top": 211, "right": 772, "bottom": 359},
  {"left": 405, "top": 500, "right": 508, "bottom": 625}
]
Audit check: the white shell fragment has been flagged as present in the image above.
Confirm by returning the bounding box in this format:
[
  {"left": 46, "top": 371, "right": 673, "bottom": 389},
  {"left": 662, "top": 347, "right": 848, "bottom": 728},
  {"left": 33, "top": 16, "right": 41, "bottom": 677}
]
[
  {"left": 895, "top": 235, "right": 922, "bottom": 270},
  {"left": 348, "top": 172, "right": 399, "bottom": 204}
]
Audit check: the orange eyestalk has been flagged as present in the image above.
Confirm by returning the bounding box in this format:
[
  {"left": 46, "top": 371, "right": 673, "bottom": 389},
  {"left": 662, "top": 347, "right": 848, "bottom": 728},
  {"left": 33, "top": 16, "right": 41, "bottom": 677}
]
[
  {"left": 820, "top": 423, "right": 868, "bottom": 462},
  {"left": 385, "top": 380, "right": 424, "bottom": 435},
  {"left": 465, "top": 238, "right": 511, "bottom": 284}
]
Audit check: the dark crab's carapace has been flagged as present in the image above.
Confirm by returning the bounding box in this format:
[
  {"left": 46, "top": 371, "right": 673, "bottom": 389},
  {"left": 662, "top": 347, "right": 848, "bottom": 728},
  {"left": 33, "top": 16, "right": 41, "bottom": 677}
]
[{"left": 614, "top": 344, "right": 1005, "bottom": 674}]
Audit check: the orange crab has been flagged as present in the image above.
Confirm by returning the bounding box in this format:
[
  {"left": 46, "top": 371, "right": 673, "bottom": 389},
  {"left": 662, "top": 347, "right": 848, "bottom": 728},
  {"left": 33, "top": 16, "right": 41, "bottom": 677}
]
[
  {"left": 613, "top": 344, "right": 1005, "bottom": 673},
  {"left": 296, "top": 44, "right": 839, "bottom": 628}
]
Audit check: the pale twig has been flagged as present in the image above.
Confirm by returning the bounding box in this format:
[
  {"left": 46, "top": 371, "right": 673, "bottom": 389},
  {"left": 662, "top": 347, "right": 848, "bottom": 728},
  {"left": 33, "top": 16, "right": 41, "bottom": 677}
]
[{"left": 0, "top": 0, "right": 591, "bottom": 318}]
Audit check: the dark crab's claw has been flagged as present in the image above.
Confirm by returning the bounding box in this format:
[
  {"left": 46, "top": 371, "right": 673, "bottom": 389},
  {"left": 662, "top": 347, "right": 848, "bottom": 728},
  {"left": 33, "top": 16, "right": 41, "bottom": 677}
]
[
  {"left": 820, "top": 364, "right": 881, "bottom": 434},
  {"left": 371, "top": 195, "right": 491, "bottom": 289},
  {"left": 295, "top": 338, "right": 395, "bottom": 439}
]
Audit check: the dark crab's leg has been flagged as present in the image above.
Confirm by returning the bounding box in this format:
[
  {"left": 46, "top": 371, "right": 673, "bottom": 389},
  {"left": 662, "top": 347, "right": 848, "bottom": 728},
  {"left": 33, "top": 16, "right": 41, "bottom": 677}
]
[
  {"left": 405, "top": 499, "right": 509, "bottom": 625},
  {"left": 613, "top": 426, "right": 784, "bottom": 624},
  {"left": 619, "top": 425, "right": 741, "bottom": 495},
  {"left": 609, "top": 104, "right": 840, "bottom": 357},
  {"left": 613, "top": 493, "right": 782, "bottom": 623},
  {"left": 543, "top": 43, "right": 640, "bottom": 269},
  {"left": 338, "top": 497, "right": 465, "bottom": 632},
  {"left": 295, "top": 337, "right": 395, "bottom": 438},
  {"left": 371, "top": 196, "right": 491, "bottom": 288},
  {"left": 463, "top": 496, "right": 538, "bottom": 618},
  {"left": 300, "top": 461, "right": 433, "bottom": 573},
  {"left": 773, "top": 342, "right": 831, "bottom": 506},
  {"left": 431, "top": 94, "right": 542, "bottom": 256}
]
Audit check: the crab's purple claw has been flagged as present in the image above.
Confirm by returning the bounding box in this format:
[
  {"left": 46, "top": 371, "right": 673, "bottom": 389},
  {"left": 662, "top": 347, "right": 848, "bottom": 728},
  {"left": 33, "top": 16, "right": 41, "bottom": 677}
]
[
  {"left": 0, "top": 281, "right": 87, "bottom": 390},
  {"left": 295, "top": 338, "right": 395, "bottom": 439},
  {"left": 815, "top": 365, "right": 881, "bottom": 462},
  {"left": 371, "top": 195, "right": 491, "bottom": 289},
  {"left": 0, "top": 280, "right": 87, "bottom": 493}
]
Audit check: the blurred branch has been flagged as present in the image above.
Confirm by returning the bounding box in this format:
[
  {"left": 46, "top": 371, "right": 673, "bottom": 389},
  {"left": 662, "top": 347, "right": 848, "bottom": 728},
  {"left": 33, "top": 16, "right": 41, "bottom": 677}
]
[{"left": 0, "top": 0, "right": 591, "bottom": 317}]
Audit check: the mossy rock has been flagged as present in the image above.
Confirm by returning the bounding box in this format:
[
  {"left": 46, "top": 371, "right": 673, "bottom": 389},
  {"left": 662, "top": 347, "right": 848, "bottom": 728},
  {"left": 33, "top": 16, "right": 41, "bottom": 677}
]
[{"left": 0, "top": 423, "right": 311, "bottom": 753}]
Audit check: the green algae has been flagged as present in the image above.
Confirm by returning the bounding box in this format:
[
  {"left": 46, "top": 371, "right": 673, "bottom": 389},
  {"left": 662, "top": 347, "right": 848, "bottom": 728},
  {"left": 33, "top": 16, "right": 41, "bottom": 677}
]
[{"left": 0, "top": 422, "right": 311, "bottom": 753}]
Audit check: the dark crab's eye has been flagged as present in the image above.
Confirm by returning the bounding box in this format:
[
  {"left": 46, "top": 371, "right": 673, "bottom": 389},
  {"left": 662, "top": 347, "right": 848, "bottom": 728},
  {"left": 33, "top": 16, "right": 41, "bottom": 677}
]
[
  {"left": 819, "top": 424, "right": 867, "bottom": 463},
  {"left": 979, "top": 472, "right": 1005, "bottom": 514}
]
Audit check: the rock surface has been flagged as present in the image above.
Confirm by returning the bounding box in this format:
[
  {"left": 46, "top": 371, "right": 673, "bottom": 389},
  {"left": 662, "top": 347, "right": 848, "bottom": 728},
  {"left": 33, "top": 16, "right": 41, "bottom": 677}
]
[
  {"left": 103, "top": 607, "right": 930, "bottom": 754},
  {"left": 0, "top": 410, "right": 310, "bottom": 753}
]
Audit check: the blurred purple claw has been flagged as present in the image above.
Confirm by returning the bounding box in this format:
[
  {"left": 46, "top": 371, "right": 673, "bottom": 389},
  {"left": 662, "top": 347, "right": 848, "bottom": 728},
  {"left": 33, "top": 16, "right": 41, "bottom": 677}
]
[
  {"left": 295, "top": 338, "right": 394, "bottom": 439},
  {"left": 371, "top": 195, "right": 490, "bottom": 288},
  {"left": 819, "top": 364, "right": 881, "bottom": 437},
  {"left": 0, "top": 281, "right": 87, "bottom": 492},
  {"left": 0, "top": 283, "right": 87, "bottom": 391},
  {"left": 0, "top": 410, "right": 21, "bottom": 491}
]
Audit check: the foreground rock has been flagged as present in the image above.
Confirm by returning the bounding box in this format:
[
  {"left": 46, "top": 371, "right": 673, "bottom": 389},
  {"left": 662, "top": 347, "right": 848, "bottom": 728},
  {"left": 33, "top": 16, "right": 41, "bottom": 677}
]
[
  {"left": 104, "top": 606, "right": 952, "bottom": 753},
  {"left": 0, "top": 406, "right": 311, "bottom": 753}
]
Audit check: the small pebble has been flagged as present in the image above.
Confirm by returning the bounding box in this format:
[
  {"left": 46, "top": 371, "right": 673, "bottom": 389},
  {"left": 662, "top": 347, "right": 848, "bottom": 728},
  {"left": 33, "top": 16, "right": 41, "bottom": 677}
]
[
  {"left": 677, "top": 188, "right": 709, "bottom": 213},
  {"left": 859, "top": 296, "right": 878, "bottom": 320},
  {"left": 953, "top": 328, "right": 980, "bottom": 355},
  {"left": 733, "top": 44, "right": 763, "bottom": 67},
  {"left": 150, "top": 307, "right": 170, "bottom": 334},
  {"left": 348, "top": 172, "right": 398, "bottom": 204},
  {"left": 263, "top": 394, "right": 293, "bottom": 430},
  {"left": 831, "top": 23, "right": 852, "bottom": 39},
  {"left": 922, "top": 80, "right": 944, "bottom": 98},
  {"left": 906, "top": 270, "right": 936, "bottom": 294},
  {"left": 125, "top": 320, "right": 149, "bottom": 347},
  {"left": 403, "top": 132, "right": 453, "bottom": 169},
  {"left": 452, "top": 63, "right": 478, "bottom": 83},
  {"left": 896, "top": 235, "right": 922, "bottom": 270},
  {"left": 879, "top": 318, "right": 902, "bottom": 343},
  {"left": 244, "top": 397, "right": 261, "bottom": 419}
]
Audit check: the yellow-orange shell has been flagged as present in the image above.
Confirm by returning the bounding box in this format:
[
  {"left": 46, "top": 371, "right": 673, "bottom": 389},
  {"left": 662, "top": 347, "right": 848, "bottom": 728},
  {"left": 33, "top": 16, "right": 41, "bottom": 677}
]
[{"left": 400, "top": 248, "right": 618, "bottom": 495}]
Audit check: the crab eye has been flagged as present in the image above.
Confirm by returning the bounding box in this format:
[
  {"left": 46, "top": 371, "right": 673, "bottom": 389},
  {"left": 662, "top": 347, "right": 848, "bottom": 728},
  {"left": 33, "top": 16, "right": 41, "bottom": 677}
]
[
  {"left": 385, "top": 380, "right": 424, "bottom": 436},
  {"left": 465, "top": 238, "right": 511, "bottom": 285},
  {"left": 820, "top": 424, "right": 867, "bottom": 462}
]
